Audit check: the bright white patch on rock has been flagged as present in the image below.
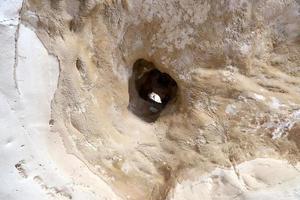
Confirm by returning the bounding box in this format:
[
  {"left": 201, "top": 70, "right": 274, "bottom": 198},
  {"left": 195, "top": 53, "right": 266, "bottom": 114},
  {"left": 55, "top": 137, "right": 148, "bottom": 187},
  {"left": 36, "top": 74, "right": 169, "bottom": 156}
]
[
  {"left": 0, "top": 0, "right": 23, "bottom": 26},
  {"left": 272, "top": 109, "right": 300, "bottom": 139},
  {"left": 148, "top": 92, "right": 162, "bottom": 103},
  {"left": 16, "top": 25, "right": 59, "bottom": 125},
  {"left": 225, "top": 104, "right": 237, "bottom": 115},
  {"left": 253, "top": 93, "right": 265, "bottom": 101},
  {"left": 270, "top": 97, "right": 286, "bottom": 109},
  {"left": 240, "top": 43, "right": 251, "bottom": 55},
  {"left": 170, "top": 158, "right": 300, "bottom": 200}
]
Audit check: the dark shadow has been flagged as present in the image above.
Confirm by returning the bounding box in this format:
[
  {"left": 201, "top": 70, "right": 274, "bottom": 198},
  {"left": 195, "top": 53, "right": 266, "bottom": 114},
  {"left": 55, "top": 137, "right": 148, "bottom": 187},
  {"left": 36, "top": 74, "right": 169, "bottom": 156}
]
[{"left": 128, "top": 59, "right": 178, "bottom": 122}]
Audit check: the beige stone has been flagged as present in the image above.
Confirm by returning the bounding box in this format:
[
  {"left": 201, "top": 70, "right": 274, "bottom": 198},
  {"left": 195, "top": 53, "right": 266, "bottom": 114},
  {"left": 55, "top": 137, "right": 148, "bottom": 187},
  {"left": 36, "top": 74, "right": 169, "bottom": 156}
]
[{"left": 12, "top": 0, "right": 300, "bottom": 199}]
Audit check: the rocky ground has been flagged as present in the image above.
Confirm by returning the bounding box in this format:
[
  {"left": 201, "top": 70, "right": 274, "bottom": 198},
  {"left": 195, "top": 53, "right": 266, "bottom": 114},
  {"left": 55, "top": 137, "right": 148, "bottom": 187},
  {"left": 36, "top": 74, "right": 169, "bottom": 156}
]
[{"left": 1, "top": 0, "right": 300, "bottom": 200}]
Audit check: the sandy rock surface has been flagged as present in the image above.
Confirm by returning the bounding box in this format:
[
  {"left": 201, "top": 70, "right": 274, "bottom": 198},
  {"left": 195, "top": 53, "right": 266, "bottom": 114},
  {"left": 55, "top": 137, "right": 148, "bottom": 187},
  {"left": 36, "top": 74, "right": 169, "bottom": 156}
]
[{"left": 1, "top": 0, "right": 300, "bottom": 200}]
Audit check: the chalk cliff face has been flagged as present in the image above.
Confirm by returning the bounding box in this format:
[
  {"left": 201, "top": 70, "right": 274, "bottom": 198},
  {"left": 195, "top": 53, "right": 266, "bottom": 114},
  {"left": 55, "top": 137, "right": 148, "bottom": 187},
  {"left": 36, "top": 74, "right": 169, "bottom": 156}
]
[{"left": 1, "top": 0, "right": 300, "bottom": 200}]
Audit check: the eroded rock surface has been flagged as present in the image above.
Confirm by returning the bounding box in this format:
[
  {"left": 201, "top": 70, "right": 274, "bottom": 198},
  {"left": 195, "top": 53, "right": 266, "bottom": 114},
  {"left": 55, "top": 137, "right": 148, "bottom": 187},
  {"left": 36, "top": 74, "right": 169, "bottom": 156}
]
[{"left": 10, "top": 0, "right": 300, "bottom": 199}]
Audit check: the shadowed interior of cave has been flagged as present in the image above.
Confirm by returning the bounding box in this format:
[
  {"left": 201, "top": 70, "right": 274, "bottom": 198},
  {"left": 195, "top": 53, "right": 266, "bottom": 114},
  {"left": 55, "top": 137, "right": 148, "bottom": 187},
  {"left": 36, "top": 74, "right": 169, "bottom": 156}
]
[{"left": 128, "top": 59, "right": 178, "bottom": 122}]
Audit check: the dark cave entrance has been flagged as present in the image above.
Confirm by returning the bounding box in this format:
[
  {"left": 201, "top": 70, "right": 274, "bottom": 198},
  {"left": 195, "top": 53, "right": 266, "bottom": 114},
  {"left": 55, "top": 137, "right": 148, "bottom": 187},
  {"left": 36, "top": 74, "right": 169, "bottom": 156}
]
[{"left": 128, "top": 59, "right": 178, "bottom": 122}]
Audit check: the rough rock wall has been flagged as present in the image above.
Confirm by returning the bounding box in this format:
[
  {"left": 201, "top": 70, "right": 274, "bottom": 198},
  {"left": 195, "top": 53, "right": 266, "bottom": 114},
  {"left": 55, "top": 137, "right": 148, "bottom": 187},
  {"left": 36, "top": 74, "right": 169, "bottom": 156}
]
[{"left": 20, "top": 0, "right": 300, "bottom": 199}]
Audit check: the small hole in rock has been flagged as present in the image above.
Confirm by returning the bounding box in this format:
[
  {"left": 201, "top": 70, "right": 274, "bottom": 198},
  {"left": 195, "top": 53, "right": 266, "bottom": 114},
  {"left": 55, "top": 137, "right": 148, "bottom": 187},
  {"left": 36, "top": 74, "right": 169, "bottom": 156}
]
[
  {"left": 76, "top": 58, "right": 86, "bottom": 79},
  {"left": 128, "top": 59, "right": 178, "bottom": 122}
]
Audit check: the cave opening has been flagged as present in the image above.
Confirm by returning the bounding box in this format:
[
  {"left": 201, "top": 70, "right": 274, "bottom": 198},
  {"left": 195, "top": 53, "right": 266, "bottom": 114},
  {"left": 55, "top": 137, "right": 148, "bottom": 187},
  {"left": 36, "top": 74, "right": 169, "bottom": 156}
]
[{"left": 128, "top": 59, "right": 178, "bottom": 122}]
